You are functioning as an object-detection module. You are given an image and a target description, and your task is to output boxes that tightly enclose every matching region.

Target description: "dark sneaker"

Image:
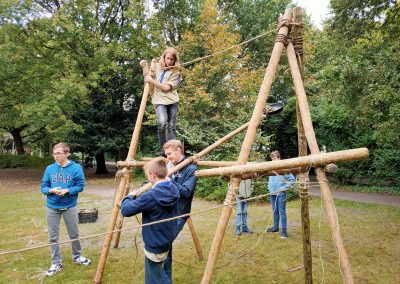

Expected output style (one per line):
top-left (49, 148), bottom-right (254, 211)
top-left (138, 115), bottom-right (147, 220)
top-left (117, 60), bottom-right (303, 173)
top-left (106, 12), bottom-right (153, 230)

top-left (46, 263), bottom-right (63, 276)
top-left (242, 226), bottom-right (253, 234)
top-left (73, 255), bottom-right (91, 266)
top-left (266, 227), bottom-right (279, 233)
top-left (281, 231), bottom-right (288, 238)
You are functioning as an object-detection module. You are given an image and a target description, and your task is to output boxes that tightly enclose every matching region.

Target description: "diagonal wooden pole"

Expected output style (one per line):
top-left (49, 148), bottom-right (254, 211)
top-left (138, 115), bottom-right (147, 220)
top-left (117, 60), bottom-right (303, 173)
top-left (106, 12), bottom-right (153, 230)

top-left (200, 4), bottom-right (296, 283)
top-left (93, 59), bottom-right (155, 284)
top-left (186, 217), bottom-right (204, 260)
top-left (286, 42), bottom-right (355, 284)
top-left (292, 7), bottom-right (313, 284)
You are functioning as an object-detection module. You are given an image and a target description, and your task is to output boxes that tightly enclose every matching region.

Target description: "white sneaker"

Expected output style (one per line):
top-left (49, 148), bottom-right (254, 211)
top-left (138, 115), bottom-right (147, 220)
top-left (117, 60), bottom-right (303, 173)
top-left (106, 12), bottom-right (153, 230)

top-left (46, 263), bottom-right (63, 276)
top-left (72, 255), bottom-right (91, 265)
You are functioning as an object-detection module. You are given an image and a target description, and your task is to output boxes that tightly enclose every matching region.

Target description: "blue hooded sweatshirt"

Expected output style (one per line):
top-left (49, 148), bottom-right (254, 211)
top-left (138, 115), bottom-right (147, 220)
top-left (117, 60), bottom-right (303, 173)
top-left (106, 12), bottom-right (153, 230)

top-left (168, 157), bottom-right (197, 219)
top-left (41, 160), bottom-right (85, 209)
top-left (121, 180), bottom-right (180, 254)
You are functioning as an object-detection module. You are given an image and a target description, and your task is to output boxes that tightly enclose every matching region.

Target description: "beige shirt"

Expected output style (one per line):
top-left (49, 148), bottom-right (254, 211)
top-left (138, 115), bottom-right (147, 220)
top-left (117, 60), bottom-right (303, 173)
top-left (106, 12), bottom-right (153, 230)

top-left (151, 63), bottom-right (179, 105)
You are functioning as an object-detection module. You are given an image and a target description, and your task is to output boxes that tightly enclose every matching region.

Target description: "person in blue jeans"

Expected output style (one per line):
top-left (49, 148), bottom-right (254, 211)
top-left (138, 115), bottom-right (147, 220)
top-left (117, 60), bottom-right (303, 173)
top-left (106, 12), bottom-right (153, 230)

top-left (235, 179), bottom-right (255, 236)
top-left (145, 47), bottom-right (181, 156)
top-left (266, 150), bottom-right (296, 238)
top-left (121, 157), bottom-right (180, 284)
top-left (162, 139), bottom-right (197, 281)
top-left (41, 143), bottom-right (91, 277)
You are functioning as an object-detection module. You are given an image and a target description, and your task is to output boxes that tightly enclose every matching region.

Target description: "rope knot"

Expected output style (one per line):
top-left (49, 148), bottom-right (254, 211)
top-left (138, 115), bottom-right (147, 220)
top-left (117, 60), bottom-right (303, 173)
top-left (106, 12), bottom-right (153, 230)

top-left (191, 154), bottom-right (200, 164)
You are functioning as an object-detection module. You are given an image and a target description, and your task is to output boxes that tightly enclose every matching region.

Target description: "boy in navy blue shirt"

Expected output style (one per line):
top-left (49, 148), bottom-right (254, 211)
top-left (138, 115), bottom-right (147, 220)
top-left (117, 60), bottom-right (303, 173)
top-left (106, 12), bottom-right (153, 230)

top-left (121, 157), bottom-right (180, 284)
top-left (41, 143), bottom-right (91, 277)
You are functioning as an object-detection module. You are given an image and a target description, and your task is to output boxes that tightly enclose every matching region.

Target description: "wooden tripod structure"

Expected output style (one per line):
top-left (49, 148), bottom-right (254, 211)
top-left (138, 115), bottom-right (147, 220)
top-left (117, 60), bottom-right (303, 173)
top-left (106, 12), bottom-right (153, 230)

top-left (94, 4), bottom-right (365, 283)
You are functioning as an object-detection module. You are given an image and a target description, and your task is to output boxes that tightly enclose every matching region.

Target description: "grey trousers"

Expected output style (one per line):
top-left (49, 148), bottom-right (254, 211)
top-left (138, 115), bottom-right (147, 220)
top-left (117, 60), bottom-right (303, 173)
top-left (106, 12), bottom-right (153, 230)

top-left (46, 206), bottom-right (81, 264)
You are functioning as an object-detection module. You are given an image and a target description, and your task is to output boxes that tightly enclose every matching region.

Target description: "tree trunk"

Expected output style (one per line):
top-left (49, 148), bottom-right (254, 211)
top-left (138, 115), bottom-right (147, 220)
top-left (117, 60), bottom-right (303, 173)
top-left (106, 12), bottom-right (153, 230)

top-left (9, 128), bottom-right (25, 154)
top-left (95, 151), bottom-right (109, 174)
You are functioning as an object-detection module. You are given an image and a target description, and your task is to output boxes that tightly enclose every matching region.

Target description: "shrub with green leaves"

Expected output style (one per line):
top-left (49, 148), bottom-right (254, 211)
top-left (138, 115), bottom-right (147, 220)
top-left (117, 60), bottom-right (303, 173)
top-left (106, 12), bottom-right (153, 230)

top-left (0, 154), bottom-right (53, 169)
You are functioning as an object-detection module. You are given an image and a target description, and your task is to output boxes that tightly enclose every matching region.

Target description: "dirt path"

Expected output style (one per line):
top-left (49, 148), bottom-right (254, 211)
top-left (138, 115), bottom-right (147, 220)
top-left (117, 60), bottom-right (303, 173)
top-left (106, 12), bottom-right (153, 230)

top-left (308, 187), bottom-right (400, 206)
top-left (1, 168), bottom-right (400, 206)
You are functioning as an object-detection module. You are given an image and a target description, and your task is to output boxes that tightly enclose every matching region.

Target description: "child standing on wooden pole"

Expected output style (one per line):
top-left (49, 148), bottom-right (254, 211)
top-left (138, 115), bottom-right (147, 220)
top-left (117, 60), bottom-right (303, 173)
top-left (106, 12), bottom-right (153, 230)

top-left (121, 157), bottom-right (180, 283)
top-left (145, 47), bottom-right (181, 157)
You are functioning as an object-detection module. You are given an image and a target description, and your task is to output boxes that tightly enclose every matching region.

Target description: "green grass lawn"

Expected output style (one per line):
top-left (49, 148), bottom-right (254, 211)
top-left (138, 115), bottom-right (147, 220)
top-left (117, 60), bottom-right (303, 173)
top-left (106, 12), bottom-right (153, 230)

top-left (0, 190), bottom-right (399, 283)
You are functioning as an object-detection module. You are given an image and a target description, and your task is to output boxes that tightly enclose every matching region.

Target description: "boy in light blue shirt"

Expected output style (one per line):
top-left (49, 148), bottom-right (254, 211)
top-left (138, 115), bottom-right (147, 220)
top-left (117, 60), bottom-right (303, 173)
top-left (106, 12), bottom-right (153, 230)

top-left (266, 150), bottom-right (295, 238)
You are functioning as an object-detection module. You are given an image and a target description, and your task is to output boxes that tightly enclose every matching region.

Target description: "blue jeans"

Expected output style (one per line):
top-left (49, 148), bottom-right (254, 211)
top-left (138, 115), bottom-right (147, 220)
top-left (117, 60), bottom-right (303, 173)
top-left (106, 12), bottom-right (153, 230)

top-left (155, 103), bottom-right (178, 149)
top-left (270, 192), bottom-right (287, 231)
top-left (236, 198), bottom-right (249, 228)
top-left (144, 256), bottom-right (170, 284)
top-left (162, 218), bottom-right (186, 282)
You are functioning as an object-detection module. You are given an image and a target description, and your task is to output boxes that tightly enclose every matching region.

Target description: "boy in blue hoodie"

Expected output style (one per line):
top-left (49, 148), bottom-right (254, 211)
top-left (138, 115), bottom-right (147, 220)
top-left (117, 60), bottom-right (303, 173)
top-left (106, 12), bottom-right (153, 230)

top-left (266, 150), bottom-right (296, 238)
top-left (121, 157), bottom-right (180, 284)
top-left (41, 143), bottom-right (91, 277)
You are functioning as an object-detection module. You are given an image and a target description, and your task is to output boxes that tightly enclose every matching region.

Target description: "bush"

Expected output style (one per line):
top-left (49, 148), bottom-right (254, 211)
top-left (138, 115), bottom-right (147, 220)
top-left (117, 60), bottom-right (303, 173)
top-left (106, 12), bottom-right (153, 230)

top-left (0, 154), bottom-right (53, 169)
top-left (195, 177), bottom-right (226, 201)
top-left (195, 176), bottom-right (300, 202)
top-left (333, 149), bottom-right (400, 186)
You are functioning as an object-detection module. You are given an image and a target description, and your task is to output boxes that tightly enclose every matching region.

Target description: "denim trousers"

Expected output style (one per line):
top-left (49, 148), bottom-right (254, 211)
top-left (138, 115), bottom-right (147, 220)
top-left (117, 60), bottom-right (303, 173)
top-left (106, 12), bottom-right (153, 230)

top-left (236, 198), bottom-right (249, 228)
top-left (155, 103), bottom-right (178, 149)
top-left (46, 206), bottom-right (81, 264)
top-left (144, 256), bottom-right (170, 284)
top-left (270, 192), bottom-right (287, 231)
top-left (161, 218), bottom-right (186, 282)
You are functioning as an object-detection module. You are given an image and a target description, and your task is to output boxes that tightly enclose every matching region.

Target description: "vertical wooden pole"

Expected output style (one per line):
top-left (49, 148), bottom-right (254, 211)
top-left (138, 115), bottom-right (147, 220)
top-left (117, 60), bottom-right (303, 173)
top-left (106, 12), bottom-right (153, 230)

top-left (201, 4), bottom-right (296, 283)
top-left (112, 59), bottom-right (157, 249)
top-left (287, 42), bottom-right (354, 284)
top-left (186, 217), bottom-right (204, 260)
top-left (93, 60), bottom-right (155, 284)
top-left (292, 7), bottom-right (313, 284)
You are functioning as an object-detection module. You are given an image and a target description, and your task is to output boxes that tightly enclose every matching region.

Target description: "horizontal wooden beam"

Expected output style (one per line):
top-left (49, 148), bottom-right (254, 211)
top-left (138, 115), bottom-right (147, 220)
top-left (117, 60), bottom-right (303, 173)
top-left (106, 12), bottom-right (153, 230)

top-left (195, 148), bottom-right (368, 178)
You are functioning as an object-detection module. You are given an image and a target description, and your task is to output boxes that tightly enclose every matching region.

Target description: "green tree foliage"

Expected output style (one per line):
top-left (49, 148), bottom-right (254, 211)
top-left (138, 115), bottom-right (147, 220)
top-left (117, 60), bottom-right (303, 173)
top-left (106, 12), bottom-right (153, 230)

top-left (305, 0), bottom-right (400, 184)
top-left (0, 6), bottom-right (86, 154)
top-left (220, 0), bottom-right (288, 68)
top-left (152, 0), bottom-right (203, 45)
top-left (175, 0), bottom-right (271, 159)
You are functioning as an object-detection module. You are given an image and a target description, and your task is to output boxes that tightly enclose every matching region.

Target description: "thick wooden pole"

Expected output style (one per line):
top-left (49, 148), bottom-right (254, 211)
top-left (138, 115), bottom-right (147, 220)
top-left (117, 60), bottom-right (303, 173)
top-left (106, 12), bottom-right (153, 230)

top-left (186, 217), bottom-right (204, 260)
top-left (201, 4), bottom-right (296, 283)
top-left (195, 148), bottom-right (368, 178)
top-left (93, 172), bottom-right (128, 283)
top-left (292, 7), bottom-right (313, 284)
top-left (112, 60), bottom-right (157, 250)
top-left (93, 60), bottom-right (155, 284)
top-left (287, 42), bottom-right (355, 284)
